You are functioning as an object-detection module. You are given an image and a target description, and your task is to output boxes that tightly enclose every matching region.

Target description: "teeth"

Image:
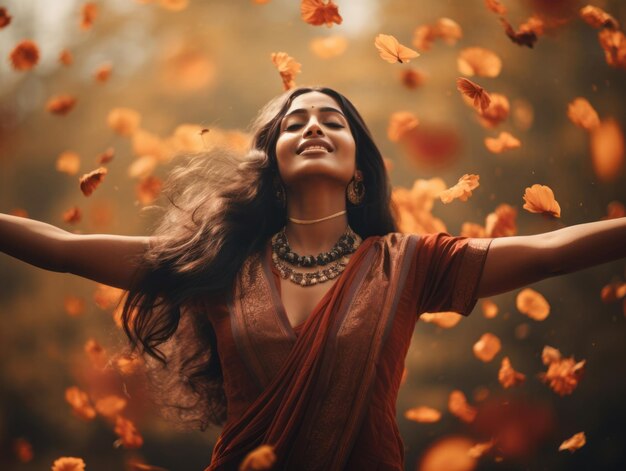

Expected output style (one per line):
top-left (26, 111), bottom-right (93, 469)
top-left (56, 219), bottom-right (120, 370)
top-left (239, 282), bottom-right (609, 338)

top-left (300, 146), bottom-right (328, 153)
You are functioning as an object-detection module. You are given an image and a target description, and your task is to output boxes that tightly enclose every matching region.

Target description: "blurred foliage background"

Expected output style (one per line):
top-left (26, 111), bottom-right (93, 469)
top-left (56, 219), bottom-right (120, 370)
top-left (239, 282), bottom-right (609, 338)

top-left (0, 0), bottom-right (625, 470)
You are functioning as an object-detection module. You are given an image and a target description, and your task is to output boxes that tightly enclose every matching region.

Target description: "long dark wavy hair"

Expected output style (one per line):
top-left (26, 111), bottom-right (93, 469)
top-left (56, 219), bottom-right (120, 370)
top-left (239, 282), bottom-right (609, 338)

top-left (120, 86), bottom-right (399, 430)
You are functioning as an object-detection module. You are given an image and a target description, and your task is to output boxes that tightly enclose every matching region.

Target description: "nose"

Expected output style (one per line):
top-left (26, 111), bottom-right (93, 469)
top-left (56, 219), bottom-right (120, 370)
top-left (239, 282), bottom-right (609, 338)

top-left (303, 118), bottom-right (324, 137)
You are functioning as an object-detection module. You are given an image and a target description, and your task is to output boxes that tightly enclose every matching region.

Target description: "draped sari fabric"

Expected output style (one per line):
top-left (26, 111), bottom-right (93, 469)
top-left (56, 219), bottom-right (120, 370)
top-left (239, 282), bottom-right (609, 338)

top-left (202, 232), bottom-right (493, 470)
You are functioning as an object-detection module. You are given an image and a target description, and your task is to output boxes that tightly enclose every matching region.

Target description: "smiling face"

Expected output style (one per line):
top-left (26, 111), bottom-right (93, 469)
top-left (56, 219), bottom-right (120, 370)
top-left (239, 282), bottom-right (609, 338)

top-left (275, 91), bottom-right (357, 192)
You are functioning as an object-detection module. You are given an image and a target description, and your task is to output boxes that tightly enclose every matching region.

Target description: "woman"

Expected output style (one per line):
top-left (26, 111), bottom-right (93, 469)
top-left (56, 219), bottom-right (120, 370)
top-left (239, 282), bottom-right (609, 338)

top-left (1, 86), bottom-right (625, 470)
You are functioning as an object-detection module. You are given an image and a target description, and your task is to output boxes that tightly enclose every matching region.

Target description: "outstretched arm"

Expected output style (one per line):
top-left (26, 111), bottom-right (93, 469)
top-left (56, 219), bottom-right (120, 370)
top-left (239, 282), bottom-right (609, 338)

top-left (0, 213), bottom-right (153, 291)
top-left (476, 217), bottom-right (626, 299)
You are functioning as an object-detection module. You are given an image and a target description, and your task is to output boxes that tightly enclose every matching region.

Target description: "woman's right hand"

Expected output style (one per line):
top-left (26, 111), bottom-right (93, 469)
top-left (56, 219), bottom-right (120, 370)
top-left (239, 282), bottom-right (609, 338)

top-left (1, 213), bottom-right (153, 290)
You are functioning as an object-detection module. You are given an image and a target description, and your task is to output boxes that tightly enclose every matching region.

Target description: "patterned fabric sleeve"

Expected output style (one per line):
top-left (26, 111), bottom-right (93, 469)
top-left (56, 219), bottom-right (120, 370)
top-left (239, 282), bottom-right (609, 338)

top-left (412, 232), bottom-right (493, 317)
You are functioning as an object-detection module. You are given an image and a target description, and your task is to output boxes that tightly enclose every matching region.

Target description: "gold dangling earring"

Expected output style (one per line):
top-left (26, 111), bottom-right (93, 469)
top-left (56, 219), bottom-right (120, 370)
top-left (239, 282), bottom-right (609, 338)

top-left (347, 171), bottom-right (365, 205)
top-left (273, 175), bottom-right (287, 208)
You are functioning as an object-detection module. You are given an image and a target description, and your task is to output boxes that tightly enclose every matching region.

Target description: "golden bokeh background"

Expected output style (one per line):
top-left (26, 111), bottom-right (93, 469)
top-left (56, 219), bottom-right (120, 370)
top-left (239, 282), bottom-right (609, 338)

top-left (1, 0), bottom-right (625, 470)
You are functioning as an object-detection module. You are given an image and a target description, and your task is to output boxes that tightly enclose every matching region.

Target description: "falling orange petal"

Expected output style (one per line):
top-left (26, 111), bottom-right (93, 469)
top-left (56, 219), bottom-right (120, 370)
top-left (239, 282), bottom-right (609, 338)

top-left (419, 436), bottom-right (477, 471)
top-left (456, 77), bottom-right (491, 111)
top-left (468, 438), bottom-right (496, 458)
top-left (64, 295), bottom-right (85, 316)
top-left (309, 35), bottom-right (348, 58)
top-left (473, 332), bottom-right (501, 362)
top-left (512, 98), bottom-right (534, 130)
top-left (62, 206), bottom-right (82, 224)
top-left (567, 97), bottom-right (600, 131)
top-left (538, 349), bottom-right (586, 396)
top-left (484, 0), bottom-right (506, 15)
top-left (270, 52), bottom-right (302, 90)
top-left (522, 184), bottom-right (561, 217)
top-left (65, 386), bottom-right (96, 420)
top-left (498, 356), bottom-right (526, 388)
top-left (579, 6), bottom-right (619, 30)
top-left (159, 0), bottom-right (189, 11)
top-left (405, 406), bottom-right (442, 423)
top-left (239, 444), bottom-right (277, 471)
top-left (59, 49), bottom-right (73, 66)
top-left (434, 18), bottom-right (463, 45)
top-left (448, 390), bottom-right (477, 423)
top-left (46, 95), bottom-right (77, 115)
top-left (114, 416), bottom-right (144, 449)
top-left (481, 299), bottom-right (498, 318)
top-left (136, 175), bottom-right (163, 204)
top-left (412, 25), bottom-right (437, 52)
top-left (516, 288), bottom-right (550, 320)
top-left (590, 118), bottom-right (624, 183)
top-left (80, 2), bottom-right (98, 31)
top-left (97, 147), bottom-right (115, 165)
top-left (419, 311), bottom-right (463, 328)
top-left (541, 345), bottom-right (562, 365)
top-left (485, 203), bottom-right (517, 237)
top-left (597, 29), bottom-right (626, 70)
top-left (0, 7), bottom-right (12, 28)
top-left (9, 40), bottom-right (39, 71)
top-left (599, 281), bottom-right (626, 302)
top-left (375, 34), bottom-right (420, 64)
top-left (559, 431), bottom-right (586, 452)
top-left (399, 68), bottom-right (426, 89)
top-left (52, 457), bottom-right (86, 471)
top-left (500, 16), bottom-right (541, 48)
top-left (301, 0), bottom-right (342, 27)
top-left (128, 155), bottom-right (158, 179)
top-left (387, 111), bottom-right (419, 142)
top-left (116, 354), bottom-right (144, 375)
top-left (94, 62), bottom-right (113, 82)
top-left (439, 174), bottom-right (480, 204)
top-left (457, 47), bottom-right (502, 77)
top-left (477, 93), bottom-right (510, 128)
top-left (107, 108), bottom-right (141, 136)
top-left (95, 395), bottom-right (127, 419)
top-left (56, 151), bottom-right (81, 175)
top-left (79, 167), bottom-right (107, 197)
top-left (485, 131), bottom-right (521, 153)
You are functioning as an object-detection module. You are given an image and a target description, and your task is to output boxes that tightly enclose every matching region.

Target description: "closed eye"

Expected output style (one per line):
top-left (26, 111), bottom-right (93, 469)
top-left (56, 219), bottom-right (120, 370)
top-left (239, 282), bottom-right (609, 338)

top-left (284, 122), bottom-right (344, 131)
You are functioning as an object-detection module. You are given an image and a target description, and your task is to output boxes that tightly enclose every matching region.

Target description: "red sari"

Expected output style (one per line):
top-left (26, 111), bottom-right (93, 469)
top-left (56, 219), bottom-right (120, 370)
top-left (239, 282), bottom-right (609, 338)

top-left (202, 232), bottom-right (493, 470)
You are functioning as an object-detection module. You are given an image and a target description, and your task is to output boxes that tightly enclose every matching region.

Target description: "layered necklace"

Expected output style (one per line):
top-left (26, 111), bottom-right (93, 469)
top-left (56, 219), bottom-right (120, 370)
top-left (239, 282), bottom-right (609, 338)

top-left (271, 217), bottom-right (362, 287)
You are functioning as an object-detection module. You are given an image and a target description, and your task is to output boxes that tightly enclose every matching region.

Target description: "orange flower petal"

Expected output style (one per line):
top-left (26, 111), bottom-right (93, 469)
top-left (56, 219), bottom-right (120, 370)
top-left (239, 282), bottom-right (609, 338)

top-left (387, 111), bottom-right (419, 142)
top-left (399, 68), bottom-right (426, 89)
top-left (477, 93), bottom-right (510, 128)
top-left (498, 356), bottom-right (526, 388)
top-left (0, 7), bottom-right (12, 28)
top-left (419, 311), bottom-right (463, 328)
top-left (559, 431), bottom-right (586, 452)
top-left (9, 40), bottom-right (39, 71)
top-left (590, 118), bottom-right (624, 183)
top-left (114, 416), bottom-right (144, 449)
top-left (375, 34), bottom-right (420, 64)
top-left (404, 406), bottom-right (442, 423)
top-left (567, 97), bottom-right (600, 131)
top-left (46, 95), bottom-right (77, 115)
top-left (485, 203), bottom-right (517, 237)
top-left (472, 332), bottom-right (501, 362)
top-left (309, 35), bottom-right (348, 59)
top-left (484, 0), bottom-right (506, 15)
top-left (59, 49), bottom-right (73, 66)
top-left (94, 62), bottom-right (113, 82)
top-left (79, 167), bottom-right (108, 197)
top-left (579, 6), bottom-right (619, 30)
top-left (65, 386), bottom-right (96, 420)
top-left (270, 52), bottom-right (301, 90)
top-left (52, 456), bottom-right (86, 471)
top-left (85, 338), bottom-right (107, 369)
top-left (56, 151), bottom-right (81, 175)
top-left (456, 77), bottom-right (491, 111)
top-left (439, 174), bottom-right (480, 204)
top-left (301, 0), bottom-right (342, 27)
top-left (448, 390), bottom-right (477, 423)
top-left (516, 288), bottom-right (550, 320)
top-left (97, 147), bottom-right (115, 165)
top-left (522, 184), bottom-right (561, 217)
top-left (95, 395), bottom-right (127, 419)
top-left (80, 3), bottom-right (98, 31)
top-left (239, 444), bottom-right (277, 471)
top-left (484, 131), bottom-right (521, 153)
top-left (64, 295), bottom-right (85, 316)
top-left (457, 47), bottom-right (502, 77)
top-left (481, 299), bottom-right (498, 318)
top-left (107, 108), bottom-right (141, 136)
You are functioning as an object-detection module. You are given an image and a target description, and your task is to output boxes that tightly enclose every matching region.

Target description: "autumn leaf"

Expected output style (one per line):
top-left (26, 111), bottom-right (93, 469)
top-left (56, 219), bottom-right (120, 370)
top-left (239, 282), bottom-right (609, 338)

top-left (79, 167), bottom-right (108, 196)
top-left (9, 40), bottom-right (39, 71)
top-left (301, 0), bottom-right (342, 27)
top-left (375, 34), bottom-right (420, 64)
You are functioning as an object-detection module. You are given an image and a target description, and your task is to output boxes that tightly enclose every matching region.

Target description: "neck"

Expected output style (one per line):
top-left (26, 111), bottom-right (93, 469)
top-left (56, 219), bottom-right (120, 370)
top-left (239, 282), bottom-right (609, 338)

top-left (283, 180), bottom-right (348, 254)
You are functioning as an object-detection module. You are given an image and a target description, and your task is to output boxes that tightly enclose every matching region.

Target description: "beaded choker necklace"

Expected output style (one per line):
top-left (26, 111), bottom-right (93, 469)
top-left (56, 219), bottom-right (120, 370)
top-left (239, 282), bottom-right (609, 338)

top-left (271, 225), bottom-right (362, 286)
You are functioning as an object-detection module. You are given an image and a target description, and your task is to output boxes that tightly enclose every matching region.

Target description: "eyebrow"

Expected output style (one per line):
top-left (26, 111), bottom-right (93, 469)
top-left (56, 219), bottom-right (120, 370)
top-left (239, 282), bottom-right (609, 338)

top-left (283, 106), bottom-right (346, 119)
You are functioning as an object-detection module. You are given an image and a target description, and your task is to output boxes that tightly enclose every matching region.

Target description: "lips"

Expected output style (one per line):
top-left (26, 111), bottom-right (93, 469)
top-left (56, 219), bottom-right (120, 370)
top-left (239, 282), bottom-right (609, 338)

top-left (296, 139), bottom-right (334, 155)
